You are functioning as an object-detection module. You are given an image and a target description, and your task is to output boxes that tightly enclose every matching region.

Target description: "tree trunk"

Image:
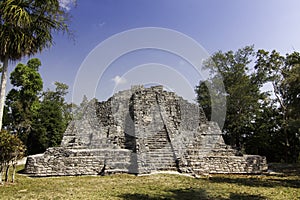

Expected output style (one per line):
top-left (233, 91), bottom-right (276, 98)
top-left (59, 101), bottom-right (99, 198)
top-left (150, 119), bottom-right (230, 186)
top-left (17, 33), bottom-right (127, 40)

top-left (0, 166), bottom-right (3, 185)
top-left (4, 164), bottom-right (9, 182)
top-left (12, 162), bottom-right (16, 183)
top-left (284, 114), bottom-right (289, 163)
top-left (11, 156), bottom-right (17, 183)
top-left (0, 56), bottom-right (9, 131)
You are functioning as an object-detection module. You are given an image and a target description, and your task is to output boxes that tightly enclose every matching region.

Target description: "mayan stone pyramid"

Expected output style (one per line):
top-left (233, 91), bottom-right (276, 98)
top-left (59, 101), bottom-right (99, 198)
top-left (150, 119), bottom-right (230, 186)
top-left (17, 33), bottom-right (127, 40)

top-left (25, 85), bottom-right (267, 176)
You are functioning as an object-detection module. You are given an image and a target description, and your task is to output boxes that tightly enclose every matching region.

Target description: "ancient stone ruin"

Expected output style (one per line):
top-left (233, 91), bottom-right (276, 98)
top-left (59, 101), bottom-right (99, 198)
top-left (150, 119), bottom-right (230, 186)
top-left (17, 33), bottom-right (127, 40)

top-left (25, 85), bottom-right (267, 176)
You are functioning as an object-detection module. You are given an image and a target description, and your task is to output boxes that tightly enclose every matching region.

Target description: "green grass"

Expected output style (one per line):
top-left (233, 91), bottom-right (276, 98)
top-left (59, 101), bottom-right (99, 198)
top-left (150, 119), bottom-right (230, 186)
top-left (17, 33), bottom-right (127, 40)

top-left (0, 165), bottom-right (299, 200)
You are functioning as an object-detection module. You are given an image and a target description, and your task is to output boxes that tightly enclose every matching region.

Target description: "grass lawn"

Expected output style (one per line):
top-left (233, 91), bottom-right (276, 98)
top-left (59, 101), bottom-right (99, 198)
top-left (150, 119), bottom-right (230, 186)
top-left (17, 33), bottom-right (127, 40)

top-left (0, 164), bottom-right (299, 200)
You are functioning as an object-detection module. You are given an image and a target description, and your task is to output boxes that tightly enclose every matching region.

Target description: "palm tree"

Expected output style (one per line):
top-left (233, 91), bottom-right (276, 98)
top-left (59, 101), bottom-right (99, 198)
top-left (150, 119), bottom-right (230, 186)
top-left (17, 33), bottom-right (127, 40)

top-left (0, 0), bottom-right (70, 130)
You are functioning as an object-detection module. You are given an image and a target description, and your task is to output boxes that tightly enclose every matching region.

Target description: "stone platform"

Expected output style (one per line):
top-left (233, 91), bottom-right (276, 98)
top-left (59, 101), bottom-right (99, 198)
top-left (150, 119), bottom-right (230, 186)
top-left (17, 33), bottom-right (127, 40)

top-left (25, 85), bottom-right (267, 176)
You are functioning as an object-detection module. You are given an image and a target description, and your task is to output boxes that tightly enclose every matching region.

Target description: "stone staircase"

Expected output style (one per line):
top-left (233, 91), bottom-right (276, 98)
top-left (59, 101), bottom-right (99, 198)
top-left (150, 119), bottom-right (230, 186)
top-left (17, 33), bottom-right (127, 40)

top-left (141, 128), bottom-right (177, 172)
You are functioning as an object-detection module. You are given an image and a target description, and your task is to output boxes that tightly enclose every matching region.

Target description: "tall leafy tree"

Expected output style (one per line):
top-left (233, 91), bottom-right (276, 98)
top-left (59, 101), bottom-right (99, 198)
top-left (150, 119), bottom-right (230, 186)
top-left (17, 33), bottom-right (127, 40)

top-left (244, 100), bottom-right (283, 162)
top-left (196, 46), bottom-right (266, 150)
top-left (5, 59), bottom-right (71, 155)
top-left (28, 82), bottom-right (71, 154)
top-left (0, 0), bottom-right (70, 130)
top-left (5, 58), bottom-right (43, 146)
top-left (197, 46), bottom-right (299, 162)
top-left (255, 50), bottom-right (300, 162)
top-left (195, 81), bottom-right (212, 120)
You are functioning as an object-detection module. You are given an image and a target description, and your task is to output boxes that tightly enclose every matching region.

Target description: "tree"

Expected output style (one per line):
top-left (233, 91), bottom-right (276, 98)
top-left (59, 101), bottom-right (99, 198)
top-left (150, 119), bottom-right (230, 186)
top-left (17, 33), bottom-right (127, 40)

top-left (195, 81), bottom-right (212, 120)
top-left (4, 59), bottom-right (71, 155)
top-left (196, 46), bottom-right (267, 150)
top-left (4, 58), bottom-right (43, 149)
top-left (255, 50), bottom-right (300, 162)
top-left (0, 130), bottom-right (25, 184)
top-left (244, 100), bottom-right (283, 162)
top-left (28, 82), bottom-right (71, 154)
top-left (44, 82), bottom-right (72, 123)
top-left (0, 0), bottom-right (70, 130)
top-left (196, 46), bottom-right (300, 162)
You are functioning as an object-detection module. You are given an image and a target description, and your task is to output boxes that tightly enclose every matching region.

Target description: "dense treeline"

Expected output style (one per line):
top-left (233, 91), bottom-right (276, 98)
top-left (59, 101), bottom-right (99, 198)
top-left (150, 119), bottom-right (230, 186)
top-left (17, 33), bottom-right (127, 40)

top-left (196, 46), bottom-right (300, 163)
top-left (3, 58), bottom-right (71, 155)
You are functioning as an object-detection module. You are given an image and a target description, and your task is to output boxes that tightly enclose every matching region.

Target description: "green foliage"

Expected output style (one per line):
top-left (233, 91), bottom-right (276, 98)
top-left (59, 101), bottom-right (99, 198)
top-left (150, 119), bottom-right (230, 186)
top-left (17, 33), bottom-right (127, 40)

top-left (43, 82), bottom-right (72, 122)
top-left (195, 81), bottom-right (211, 120)
top-left (196, 46), bottom-right (300, 163)
top-left (244, 102), bottom-right (284, 162)
top-left (0, 0), bottom-right (71, 132)
top-left (5, 58), bottom-right (43, 146)
top-left (255, 50), bottom-right (300, 163)
top-left (197, 46), bottom-right (265, 149)
top-left (4, 59), bottom-right (71, 155)
top-left (0, 0), bottom-right (70, 61)
top-left (0, 130), bottom-right (25, 163)
top-left (0, 130), bottom-right (25, 183)
top-left (28, 82), bottom-right (70, 154)
top-left (29, 101), bottom-right (65, 154)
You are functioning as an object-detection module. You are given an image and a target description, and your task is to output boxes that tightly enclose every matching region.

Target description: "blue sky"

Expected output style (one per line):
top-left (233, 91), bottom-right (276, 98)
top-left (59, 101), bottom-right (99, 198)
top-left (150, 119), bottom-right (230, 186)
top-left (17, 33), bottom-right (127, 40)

top-left (17, 0), bottom-right (300, 103)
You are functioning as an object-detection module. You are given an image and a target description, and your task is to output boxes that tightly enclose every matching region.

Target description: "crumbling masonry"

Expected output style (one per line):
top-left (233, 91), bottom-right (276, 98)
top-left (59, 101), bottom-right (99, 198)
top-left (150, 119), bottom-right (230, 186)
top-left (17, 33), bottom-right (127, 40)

top-left (25, 85), bottom-right (267, 176)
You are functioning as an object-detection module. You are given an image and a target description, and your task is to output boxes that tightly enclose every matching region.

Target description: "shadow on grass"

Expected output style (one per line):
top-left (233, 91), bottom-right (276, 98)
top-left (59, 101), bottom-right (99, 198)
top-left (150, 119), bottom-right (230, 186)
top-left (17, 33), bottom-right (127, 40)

top-left (209, 176), bottom-right (300, 189)
top-left (228, 193), bottom-right (267, 200)
top-left (268, 163), bottom-right (300, 176)
top-left (119, 188), bottom-right (208, 200)
top-left (119, 188), bottom-right (267, 200)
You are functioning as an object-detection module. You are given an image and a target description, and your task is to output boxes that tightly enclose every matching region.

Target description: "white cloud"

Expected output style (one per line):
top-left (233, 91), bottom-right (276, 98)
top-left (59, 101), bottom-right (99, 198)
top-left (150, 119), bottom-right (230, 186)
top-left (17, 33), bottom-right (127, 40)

top-left (112, 75), bottom-right (127, 85)
top-left (59, 0), bottom-right (76, 11)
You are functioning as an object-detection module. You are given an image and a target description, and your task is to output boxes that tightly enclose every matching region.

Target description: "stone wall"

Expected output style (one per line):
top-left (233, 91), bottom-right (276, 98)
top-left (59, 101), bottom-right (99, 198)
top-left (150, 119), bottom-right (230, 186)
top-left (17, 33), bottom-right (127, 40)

top-left (25, 85), bottom-right (267, 176)
top-left (25, 148), bottom-right (135, 176)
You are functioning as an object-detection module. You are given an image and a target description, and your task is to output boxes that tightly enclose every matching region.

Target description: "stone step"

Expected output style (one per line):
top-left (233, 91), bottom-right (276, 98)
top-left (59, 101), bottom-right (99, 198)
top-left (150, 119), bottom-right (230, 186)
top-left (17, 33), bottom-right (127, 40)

top-left (146, 152), bottom-right (174, 155)
top-left (145, 153), bottom-right (174, 157)
top-left (147, 149), bottom-right (173, 152)
top-left (145, 155), bottom-right (175, 159)
top-left (149, 138), bottom-right (168, 141)
top-left (145, 157), bottom-right (175, 162)
top-left (145, 162), bottom-right (176, 166)
top-left (145, 166), bottom-right (177, 170)
top-left (147, 146), bottom-right (172, 150)
top-left (146, 154), bottom-right (174, 158)
top-left (109, 162), bottom-right (131, 169)
top-left (145, 159), bottom-right (175, 163)
top-left (146, 153), bottom-right (174, 157)
top-left (147, 141), bottom-right (168, 144)
top-left (145, 164), bottom-right (176, 168)
top-left (145, 161), bottom-right (175, 164)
